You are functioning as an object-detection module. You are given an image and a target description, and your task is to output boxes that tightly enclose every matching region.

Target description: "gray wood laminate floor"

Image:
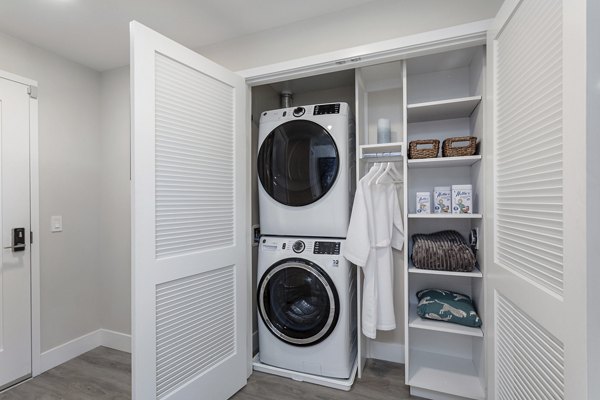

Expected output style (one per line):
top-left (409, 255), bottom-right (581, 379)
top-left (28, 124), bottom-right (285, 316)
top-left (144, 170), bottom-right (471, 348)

top-left (232, 359), bottom-right (422, 400)
top-left (0, 347), bottom-right (131, 400)
top-left (0, 347), bottom-right (420, 399)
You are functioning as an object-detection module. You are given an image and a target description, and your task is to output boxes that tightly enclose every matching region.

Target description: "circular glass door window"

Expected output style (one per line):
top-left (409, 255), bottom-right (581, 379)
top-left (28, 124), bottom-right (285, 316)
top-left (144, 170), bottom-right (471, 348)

top-left (257, 120), bottom-right (339, 207)
top-left (258, 259), bottom-right (339, 346)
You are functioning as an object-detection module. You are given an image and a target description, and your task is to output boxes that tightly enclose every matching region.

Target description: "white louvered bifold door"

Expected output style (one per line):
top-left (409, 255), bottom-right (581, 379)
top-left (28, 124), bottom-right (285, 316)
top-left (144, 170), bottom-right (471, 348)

top-left (486, 1), bottom-right (589, 399)
top-left (130, 22), bottom-right (248, 400)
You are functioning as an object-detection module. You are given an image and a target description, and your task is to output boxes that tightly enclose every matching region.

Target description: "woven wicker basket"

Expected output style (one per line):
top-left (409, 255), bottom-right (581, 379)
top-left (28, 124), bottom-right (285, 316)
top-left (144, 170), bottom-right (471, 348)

top-left (408, 139), bottom-right (440, 159)
top-left (442, 136), bottom-right (477, 157)
top-left (411, 230), bottom-right (476, 272)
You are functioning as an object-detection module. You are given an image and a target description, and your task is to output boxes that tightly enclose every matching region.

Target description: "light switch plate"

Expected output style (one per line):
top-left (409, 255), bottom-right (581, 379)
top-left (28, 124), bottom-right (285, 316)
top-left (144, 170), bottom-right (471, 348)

top-left (51, 216), bottom-right (62, 232)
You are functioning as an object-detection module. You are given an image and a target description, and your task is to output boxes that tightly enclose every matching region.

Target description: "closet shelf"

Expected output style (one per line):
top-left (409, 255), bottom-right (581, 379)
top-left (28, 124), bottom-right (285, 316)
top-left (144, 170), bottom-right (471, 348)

top-left (408, 213), bottom-right (482, 219)
top-left (359, 142), bottom-right (404, 160)
top-left (408, 155), bottom-right (481, 168)
top-left (409, 306), bottom-right (484, 337)
top-left (408, 263), bottom-right (482, 278)
top-left (407, 95), bottom-right (482, 123)
top-left (408, 350), bottom-right (486, 400)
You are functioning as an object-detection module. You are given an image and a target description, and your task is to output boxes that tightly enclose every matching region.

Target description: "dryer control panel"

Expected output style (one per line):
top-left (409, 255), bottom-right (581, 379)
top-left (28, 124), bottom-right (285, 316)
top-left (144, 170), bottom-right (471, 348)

top-left (313, 103), bottom-right (341, 115)
top-left (313, 241), bottom-right (341, 255)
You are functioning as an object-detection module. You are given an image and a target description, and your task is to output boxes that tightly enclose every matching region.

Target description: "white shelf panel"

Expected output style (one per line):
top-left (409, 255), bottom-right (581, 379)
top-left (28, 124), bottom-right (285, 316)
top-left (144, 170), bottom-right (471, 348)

top-left (407, 95), bottom-right (482, 123)
top-left (408, 264), bottom-right (482, 278)
top-left (408, 213), bottom-right (482, 219)
top-left (360, 141), bottom-right (404, 152)
top-left (409, 349), bottom-right (485, 400)
top-left (409, 306), bottom-right (483, 337)
top-left (359, 142), bottom-right (404, 160)
top-left (408, 155), bottom-right (481, 168)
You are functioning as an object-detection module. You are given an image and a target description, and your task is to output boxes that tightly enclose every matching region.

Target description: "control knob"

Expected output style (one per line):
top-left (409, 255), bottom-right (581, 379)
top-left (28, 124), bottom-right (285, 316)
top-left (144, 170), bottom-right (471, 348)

top-left (293, 107), bottom-right (305, 117)
top-left (292, 240), bottom-right (305, 253)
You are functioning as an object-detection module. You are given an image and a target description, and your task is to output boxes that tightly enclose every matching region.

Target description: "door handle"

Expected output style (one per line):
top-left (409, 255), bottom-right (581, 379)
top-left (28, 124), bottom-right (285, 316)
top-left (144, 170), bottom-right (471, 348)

top-left (4, 244), bottom-right (26, 251)
top-left (4, 228), bottom-right (26, 252)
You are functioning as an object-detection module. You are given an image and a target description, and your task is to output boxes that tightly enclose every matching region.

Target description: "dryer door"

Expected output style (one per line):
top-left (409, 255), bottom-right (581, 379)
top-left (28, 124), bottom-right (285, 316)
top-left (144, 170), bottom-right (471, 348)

top-left (257, 120), bottom-right (339, 207)
top-left (258, 258), bottom-right (339, 346)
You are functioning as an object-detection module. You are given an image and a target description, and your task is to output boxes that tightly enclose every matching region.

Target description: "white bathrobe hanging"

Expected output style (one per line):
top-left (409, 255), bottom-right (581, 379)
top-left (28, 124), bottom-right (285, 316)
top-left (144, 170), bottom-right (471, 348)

top-left (344, 166), bottom-right (404, 339)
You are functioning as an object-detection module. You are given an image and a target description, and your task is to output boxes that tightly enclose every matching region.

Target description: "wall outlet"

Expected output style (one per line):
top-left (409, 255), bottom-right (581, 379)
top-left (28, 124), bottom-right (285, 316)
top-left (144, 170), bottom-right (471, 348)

top-left (252, 224), bottom-right (260, 247)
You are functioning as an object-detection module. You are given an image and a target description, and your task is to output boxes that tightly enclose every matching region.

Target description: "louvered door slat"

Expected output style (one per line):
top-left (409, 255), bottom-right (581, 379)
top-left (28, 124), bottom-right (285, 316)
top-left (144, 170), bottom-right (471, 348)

top-left (155, 53), bottom-right (235, 259)
top-left (495, 0), bottom-right (563, 295)
top-left (155, 267), bottom-right (236, 399)
top-left (496, 295), bottom-right (564, 400)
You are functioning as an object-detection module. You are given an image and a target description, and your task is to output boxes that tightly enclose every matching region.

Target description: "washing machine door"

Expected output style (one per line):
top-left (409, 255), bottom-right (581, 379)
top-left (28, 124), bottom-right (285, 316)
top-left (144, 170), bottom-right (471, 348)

top-left (257, 120), bottom-right (339, 207)
top-left (258, 258), bottom-right (340, 346)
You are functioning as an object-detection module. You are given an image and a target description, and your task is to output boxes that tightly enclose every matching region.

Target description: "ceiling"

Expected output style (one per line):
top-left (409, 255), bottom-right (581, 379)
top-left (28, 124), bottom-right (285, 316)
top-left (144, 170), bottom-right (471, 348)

top-left (0, 0), bottom-right (377, 71)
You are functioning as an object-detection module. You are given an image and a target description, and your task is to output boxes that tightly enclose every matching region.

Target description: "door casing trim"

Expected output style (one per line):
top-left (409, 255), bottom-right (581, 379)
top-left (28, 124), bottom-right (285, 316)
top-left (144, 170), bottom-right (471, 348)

top-left (0, 69), bottom-right (41, 377)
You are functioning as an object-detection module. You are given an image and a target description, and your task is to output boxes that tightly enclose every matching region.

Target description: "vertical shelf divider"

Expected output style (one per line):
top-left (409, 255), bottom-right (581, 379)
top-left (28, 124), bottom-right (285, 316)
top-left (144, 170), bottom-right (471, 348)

top-left (354, 68), bottom-right (367, 379)
top-left (401, 60), bottom-right (410, 383)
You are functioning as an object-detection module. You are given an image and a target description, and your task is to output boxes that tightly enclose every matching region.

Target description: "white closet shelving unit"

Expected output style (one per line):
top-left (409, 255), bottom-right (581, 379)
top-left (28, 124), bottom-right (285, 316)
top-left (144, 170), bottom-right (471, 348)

top-left (354, 47), bottom-right (487, 400)
top-left (403, 47), bottom-right (486, 400)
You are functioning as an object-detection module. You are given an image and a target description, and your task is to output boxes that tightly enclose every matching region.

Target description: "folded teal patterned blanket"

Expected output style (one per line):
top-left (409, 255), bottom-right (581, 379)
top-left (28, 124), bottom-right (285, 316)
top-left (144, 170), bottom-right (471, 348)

top-left (416, 289), bottom-right (482, 328)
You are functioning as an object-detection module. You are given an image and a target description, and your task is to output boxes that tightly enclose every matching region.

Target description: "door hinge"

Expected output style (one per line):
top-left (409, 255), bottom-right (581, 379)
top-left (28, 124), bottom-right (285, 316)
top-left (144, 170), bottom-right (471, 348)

top-left (30, 231), bottom-right (33, 244)
top-left (27, 86), bottom-right (38, 99)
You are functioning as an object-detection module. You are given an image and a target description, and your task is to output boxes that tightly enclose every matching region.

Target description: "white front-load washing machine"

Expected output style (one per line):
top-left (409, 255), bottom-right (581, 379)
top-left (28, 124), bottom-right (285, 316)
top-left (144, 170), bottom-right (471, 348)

top-left (257, 103), bottom-right (355, 238)
top-left (257, 236), bottom-right (357, 379)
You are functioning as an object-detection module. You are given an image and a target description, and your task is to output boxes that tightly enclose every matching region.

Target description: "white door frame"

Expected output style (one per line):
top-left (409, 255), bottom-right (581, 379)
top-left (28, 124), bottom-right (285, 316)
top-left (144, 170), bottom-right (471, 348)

top-left (0, 69), bottom-right (40, 377)
top-left (238, 19), bottom-right (491, 85)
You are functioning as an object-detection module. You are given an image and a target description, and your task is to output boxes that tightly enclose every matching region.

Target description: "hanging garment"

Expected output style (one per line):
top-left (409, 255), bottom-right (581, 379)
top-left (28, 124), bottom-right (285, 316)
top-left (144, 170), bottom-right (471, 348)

top-left (344, 165), bottom-right (404, 339)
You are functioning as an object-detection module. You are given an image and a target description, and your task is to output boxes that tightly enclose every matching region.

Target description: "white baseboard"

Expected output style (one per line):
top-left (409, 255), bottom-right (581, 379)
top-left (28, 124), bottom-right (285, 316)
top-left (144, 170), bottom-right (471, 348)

top-left (40, 330), bottom-right (103, 373)
top-left (367, 340), bottom-right (405, 364)
top-left (101, 329), bottom-right (131, 353)
top-left (39, 329), bottom-right (131, 374)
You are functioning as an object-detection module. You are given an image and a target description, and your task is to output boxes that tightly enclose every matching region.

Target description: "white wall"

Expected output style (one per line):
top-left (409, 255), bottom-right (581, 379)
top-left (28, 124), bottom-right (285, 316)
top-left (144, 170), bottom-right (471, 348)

top-left (0, 32), bottom-right (102, 352)
top-left (99, 66), bottom-right (131, 334)
top-left (587, 0), bottom-right (600, 397)
top-left (198, 0), bottom-right (503, 72)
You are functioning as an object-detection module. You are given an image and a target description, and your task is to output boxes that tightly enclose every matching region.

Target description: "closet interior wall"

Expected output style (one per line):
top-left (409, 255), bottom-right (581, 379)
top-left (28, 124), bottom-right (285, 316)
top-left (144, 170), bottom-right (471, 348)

top-left (250, 85), bottom-right (280, 354)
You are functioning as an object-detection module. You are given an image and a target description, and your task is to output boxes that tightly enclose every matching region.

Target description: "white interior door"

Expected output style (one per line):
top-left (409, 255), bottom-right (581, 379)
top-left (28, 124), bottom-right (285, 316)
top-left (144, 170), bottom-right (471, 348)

top-left (486, 0), bottom-right (588, 399)
top-left (0, 77), bottom-right (32, 389)
top-left (130, 22), bottom-right (248, 400)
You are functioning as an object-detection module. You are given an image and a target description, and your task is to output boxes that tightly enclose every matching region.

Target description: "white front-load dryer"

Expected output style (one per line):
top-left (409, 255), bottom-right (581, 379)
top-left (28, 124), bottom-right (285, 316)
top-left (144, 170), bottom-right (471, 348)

top-left (257, 103), bottom-right (355, 238)
top-left (257, 236), bottom-right (357, 379)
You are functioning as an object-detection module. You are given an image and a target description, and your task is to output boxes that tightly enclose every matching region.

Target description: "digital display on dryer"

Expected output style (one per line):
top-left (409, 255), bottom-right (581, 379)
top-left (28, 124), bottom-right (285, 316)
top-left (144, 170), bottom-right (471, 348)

top-left (313, 241), bottom-right (341, 255)
top-left (313, 103), bottom-right (341, 115)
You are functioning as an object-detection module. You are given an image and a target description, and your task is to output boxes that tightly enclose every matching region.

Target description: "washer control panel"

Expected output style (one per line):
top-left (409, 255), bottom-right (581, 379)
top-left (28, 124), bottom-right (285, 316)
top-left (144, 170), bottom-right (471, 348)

top-left (313, 241), bottom-right (341, 255)
top-left (260, 237), bottom-right (342, 256)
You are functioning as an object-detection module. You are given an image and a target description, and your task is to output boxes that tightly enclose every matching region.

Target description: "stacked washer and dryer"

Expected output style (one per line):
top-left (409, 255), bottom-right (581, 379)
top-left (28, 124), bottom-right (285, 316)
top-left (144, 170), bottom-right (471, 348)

top-left (256, 103), bottom-right (357, 381)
